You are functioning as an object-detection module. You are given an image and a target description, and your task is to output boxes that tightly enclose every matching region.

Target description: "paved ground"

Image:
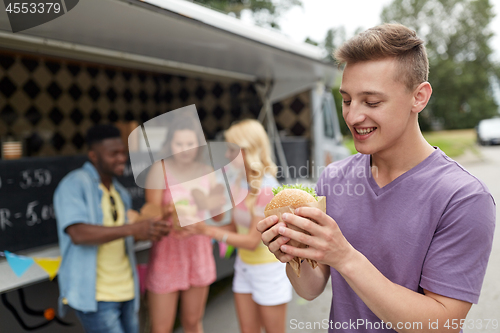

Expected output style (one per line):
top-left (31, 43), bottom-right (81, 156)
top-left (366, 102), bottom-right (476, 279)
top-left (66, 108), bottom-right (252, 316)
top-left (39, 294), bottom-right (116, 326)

top-left (173, 277), bottom-right (333, 333)
top-left (458, 146), bottom-right (500, 333)
top-left (177, 146), bottom-right (500, 333)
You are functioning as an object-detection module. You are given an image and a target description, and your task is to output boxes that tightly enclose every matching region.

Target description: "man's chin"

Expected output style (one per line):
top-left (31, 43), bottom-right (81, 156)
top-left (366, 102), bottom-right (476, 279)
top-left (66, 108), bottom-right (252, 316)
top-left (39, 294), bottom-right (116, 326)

top-left (113, 166), bottom-right (125, 177)
top-left (354, 143), bottom-right (375, 155)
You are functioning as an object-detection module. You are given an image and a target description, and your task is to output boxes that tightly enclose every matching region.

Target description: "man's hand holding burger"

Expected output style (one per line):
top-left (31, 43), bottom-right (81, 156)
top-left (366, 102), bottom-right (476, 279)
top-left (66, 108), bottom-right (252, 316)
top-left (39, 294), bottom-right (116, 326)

top-left (257, 184), bottom-right (332, 277)
top-left (257, 216), bottom-right (293, 263)
top-left (257, 206), bottom-right (335, 301)
top-left (259, 207), bottom-right (356, 271)
top-left (257, 184), bottom-right (356, 270)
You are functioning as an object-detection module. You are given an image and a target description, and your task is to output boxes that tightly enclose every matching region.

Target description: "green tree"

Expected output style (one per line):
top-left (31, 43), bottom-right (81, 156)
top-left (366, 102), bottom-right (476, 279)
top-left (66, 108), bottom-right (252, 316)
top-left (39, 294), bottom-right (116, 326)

top-left (191, 0), bottom-right (302, 29)
top-left (308, 27), bottom-right (351, 135)
top-left (332, 86), bottom-right (350, 136)
top-left (305, 26), bottom-right (348, 62)
top-left (382, 0), bottom-right (499, 130)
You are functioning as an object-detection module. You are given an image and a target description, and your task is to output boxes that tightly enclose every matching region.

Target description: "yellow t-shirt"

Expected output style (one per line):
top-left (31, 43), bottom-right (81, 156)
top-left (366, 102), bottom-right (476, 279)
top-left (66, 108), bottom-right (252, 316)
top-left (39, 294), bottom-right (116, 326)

top-left (233, 176), bottom-right (279, 265)
top-left (95, 184), bottom-right (134, 302)
top-left (236, 225), bottom-right (279, 265)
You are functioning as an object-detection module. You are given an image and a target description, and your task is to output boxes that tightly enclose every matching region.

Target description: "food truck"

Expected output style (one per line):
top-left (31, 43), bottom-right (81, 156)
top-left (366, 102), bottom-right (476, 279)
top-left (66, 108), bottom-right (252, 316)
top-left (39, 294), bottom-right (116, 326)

top-left (0, 0), bottom-right (349, 331)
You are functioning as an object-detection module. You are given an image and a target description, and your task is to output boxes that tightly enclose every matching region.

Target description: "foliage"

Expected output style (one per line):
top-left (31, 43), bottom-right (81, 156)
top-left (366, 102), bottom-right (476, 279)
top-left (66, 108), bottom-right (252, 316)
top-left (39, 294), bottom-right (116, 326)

top-left (342, 138), bottom-right (358, 155)
top-left (381, 0), bottom-right (500, 130)
top-left (272, 184), bottom-right (318, 200)
top-left (306, 29), bottom-right (355, 137)
top-left (191, 0), bottom-right (302, 29)
top-left (305, 26), bottom-right (348, 62)
top-left (306, 30), bottom-right (352, 137)
top-left (422, 129), bottom-right (478, 157)
top-left (344, 129), bottom-right (478, 157)
top-left (331, 86), bottom-right (350, 136)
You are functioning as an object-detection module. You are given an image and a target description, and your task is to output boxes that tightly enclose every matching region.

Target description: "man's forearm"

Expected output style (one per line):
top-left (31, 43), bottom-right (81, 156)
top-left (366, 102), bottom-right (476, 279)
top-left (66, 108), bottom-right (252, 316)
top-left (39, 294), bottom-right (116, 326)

top-left (67, 223), bottom-right (135, 245)
top-left (339, 250), bottom-right (471, 333)
top-left (287, 262), bottom-right (330, 301)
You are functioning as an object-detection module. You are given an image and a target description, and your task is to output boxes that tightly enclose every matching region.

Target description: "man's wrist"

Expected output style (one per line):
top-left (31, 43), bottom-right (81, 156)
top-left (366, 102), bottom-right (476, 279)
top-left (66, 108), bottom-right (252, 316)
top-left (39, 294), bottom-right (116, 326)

top-left (126, 222), bottom-right (138, 238)
top-left (336, 247), bottom-right (364, 278)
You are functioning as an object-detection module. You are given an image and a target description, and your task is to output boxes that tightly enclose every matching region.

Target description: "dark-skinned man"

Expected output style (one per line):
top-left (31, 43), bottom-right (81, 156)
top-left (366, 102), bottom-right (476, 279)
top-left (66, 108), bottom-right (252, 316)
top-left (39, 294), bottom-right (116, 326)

top-left (54, 124), bottom-right (171, 333)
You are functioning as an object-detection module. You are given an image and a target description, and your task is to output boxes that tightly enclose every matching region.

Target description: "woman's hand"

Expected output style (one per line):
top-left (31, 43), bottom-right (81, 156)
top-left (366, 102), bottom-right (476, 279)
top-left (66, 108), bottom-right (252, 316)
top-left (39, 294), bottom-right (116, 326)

top-left (171, 219), bottom-right (207, 238)
top-left (133, 216), bottom-right (171, 242)
top-left (256, 215), bottom-right (293, 263)
top-left (277, 207), bottom-right (356, 270)
top-left (187, 220), bottom-right (208, 235)
top-left (162, 202), bottom-right (175, 220)
top-left (170, 228), bottom-right (194, 239)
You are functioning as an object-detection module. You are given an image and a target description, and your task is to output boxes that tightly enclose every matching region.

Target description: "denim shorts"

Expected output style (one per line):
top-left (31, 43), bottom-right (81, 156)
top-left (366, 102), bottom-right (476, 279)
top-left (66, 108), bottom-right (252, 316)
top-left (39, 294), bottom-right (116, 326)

top-left (74, 300), bottom-right (138, 333)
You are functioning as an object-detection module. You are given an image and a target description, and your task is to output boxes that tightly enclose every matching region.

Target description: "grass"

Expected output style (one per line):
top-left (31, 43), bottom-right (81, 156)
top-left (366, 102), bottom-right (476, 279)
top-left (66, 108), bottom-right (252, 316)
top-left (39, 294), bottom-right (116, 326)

top-left (343, 129), bottom-right (478, 158)
top-left (343, 138), bottom-right (357, 155)
top-left (423, 129), bottom-right (478, 157)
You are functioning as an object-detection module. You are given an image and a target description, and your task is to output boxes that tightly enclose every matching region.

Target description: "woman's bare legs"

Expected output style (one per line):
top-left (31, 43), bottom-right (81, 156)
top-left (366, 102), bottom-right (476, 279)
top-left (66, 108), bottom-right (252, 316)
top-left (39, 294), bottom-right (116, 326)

top-left (179, 286), bottom-right (210, 333)
top-left (259, 303), bottom-right (287, 333)
top-left (148, 290), bottom-right (179, 333)
top-left (234, 293), bottom-right (262, 333)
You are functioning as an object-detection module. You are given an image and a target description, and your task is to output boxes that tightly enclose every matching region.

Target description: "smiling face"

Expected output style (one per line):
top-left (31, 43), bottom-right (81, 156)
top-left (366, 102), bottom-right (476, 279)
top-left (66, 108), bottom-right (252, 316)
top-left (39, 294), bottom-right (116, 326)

top-left (171, 129), bottom-right (199, 164)
top-left (89, 138), bottom-right (127, 177)
top-left (340, 57), bottom-right (420, 156)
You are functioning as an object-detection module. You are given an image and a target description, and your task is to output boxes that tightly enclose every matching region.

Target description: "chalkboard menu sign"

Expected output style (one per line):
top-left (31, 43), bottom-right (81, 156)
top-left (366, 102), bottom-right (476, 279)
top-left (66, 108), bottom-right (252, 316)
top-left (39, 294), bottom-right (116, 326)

top-left (0, 156), bottom-right (145, 252)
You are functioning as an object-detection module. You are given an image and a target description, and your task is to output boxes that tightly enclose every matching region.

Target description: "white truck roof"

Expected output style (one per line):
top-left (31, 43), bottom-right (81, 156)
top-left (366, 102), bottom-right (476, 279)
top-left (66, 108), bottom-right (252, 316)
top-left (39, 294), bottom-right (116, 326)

top-left (0, 0), bottom-right (338, 101)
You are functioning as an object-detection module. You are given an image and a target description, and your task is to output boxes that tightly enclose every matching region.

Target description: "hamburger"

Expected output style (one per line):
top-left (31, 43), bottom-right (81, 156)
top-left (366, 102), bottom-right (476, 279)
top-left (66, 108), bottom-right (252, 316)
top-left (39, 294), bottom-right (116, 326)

top-left (264, 184), bottom-right (326, 277)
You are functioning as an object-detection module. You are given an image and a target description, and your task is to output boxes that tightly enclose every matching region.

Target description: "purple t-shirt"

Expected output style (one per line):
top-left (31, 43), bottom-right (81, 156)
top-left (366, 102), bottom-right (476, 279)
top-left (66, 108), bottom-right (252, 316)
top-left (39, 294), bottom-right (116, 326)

top-left (315, 148), bottom-right (495, 333)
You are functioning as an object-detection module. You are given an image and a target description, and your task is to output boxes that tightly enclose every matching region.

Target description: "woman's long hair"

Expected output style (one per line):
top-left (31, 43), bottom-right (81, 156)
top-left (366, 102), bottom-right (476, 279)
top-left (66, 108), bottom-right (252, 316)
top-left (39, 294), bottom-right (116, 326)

top-left (224, 119), bottom-right (277, 215)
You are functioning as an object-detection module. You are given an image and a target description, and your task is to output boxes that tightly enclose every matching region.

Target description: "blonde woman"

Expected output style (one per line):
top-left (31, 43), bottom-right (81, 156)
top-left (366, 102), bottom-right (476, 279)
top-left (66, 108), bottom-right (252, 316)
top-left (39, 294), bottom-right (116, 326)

top-left (197, 119), bottom-right (292, 333)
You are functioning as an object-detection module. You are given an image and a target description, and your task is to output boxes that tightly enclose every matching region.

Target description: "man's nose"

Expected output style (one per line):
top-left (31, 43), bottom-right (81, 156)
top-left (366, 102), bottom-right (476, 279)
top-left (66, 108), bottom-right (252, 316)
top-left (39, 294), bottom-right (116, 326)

top-left (119, 152), bottom-right (128, 163)
top-left (344, 102), bottom-right (366, 126)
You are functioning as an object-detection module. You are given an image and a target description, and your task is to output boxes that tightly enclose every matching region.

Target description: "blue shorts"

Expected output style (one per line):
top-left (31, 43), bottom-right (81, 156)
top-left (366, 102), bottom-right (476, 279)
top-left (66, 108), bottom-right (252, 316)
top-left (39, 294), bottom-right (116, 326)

top-left (74, 300), bottom-right (138, 333)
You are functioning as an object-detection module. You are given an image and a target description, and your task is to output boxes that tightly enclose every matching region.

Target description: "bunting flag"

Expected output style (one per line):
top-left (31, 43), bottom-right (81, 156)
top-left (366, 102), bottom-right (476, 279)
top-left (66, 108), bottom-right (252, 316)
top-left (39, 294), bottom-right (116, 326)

top-left (217, 242), bottom-right (236, 259)
top-left (33, 257), bottom-right (62, 281)
top-left (4, 251), bottom-right (35, 277)
top-left (224, 245), bottom-right (235, 259)
top-left (218, 241), bottom-right (228, 258)
top-left (1, 251), bottom-right (61, 280)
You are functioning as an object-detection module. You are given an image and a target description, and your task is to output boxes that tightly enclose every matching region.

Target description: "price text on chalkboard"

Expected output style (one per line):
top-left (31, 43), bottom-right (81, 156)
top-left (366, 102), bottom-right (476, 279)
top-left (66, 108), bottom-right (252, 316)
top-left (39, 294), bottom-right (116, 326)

top-left (0, 155), bottom-right (145, 252)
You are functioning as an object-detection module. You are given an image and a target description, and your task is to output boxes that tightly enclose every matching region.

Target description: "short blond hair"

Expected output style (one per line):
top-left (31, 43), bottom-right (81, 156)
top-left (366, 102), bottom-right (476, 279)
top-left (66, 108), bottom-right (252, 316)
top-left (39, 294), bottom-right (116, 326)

top-left (334, 23), bottom-right (429, 91)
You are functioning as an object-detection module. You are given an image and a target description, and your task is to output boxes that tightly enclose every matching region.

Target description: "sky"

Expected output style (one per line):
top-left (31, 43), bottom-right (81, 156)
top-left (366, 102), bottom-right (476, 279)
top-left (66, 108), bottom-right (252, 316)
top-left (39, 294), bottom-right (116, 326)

top-left (241, 0), bottom-right (500, 62)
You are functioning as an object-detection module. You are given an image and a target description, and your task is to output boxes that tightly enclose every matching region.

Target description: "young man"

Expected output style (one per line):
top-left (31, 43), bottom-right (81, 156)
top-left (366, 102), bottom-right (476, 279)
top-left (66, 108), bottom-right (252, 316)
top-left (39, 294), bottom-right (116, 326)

top-left (258, 24), bottom-right (495, 332)
top-left (54, 124), bottom-right (170, 333)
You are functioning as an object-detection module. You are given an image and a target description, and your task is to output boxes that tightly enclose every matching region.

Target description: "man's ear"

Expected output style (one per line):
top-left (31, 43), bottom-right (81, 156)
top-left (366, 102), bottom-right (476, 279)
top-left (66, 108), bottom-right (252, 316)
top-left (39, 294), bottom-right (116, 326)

top-left (411, 82), bottom-right (432, 114)
top-left (88, 149), bottom-right (97, 165)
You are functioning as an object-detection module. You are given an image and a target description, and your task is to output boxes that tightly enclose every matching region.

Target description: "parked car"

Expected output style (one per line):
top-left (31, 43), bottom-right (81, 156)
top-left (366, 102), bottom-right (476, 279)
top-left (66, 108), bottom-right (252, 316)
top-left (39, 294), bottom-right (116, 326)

top-left (476, 118), bottom-right (500, 145)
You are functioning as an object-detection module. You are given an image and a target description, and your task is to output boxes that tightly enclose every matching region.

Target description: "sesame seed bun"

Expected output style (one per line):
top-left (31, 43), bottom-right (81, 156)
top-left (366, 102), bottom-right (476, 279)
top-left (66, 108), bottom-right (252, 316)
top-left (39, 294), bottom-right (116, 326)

top-left (265, 188), bottom-right (317, 211)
